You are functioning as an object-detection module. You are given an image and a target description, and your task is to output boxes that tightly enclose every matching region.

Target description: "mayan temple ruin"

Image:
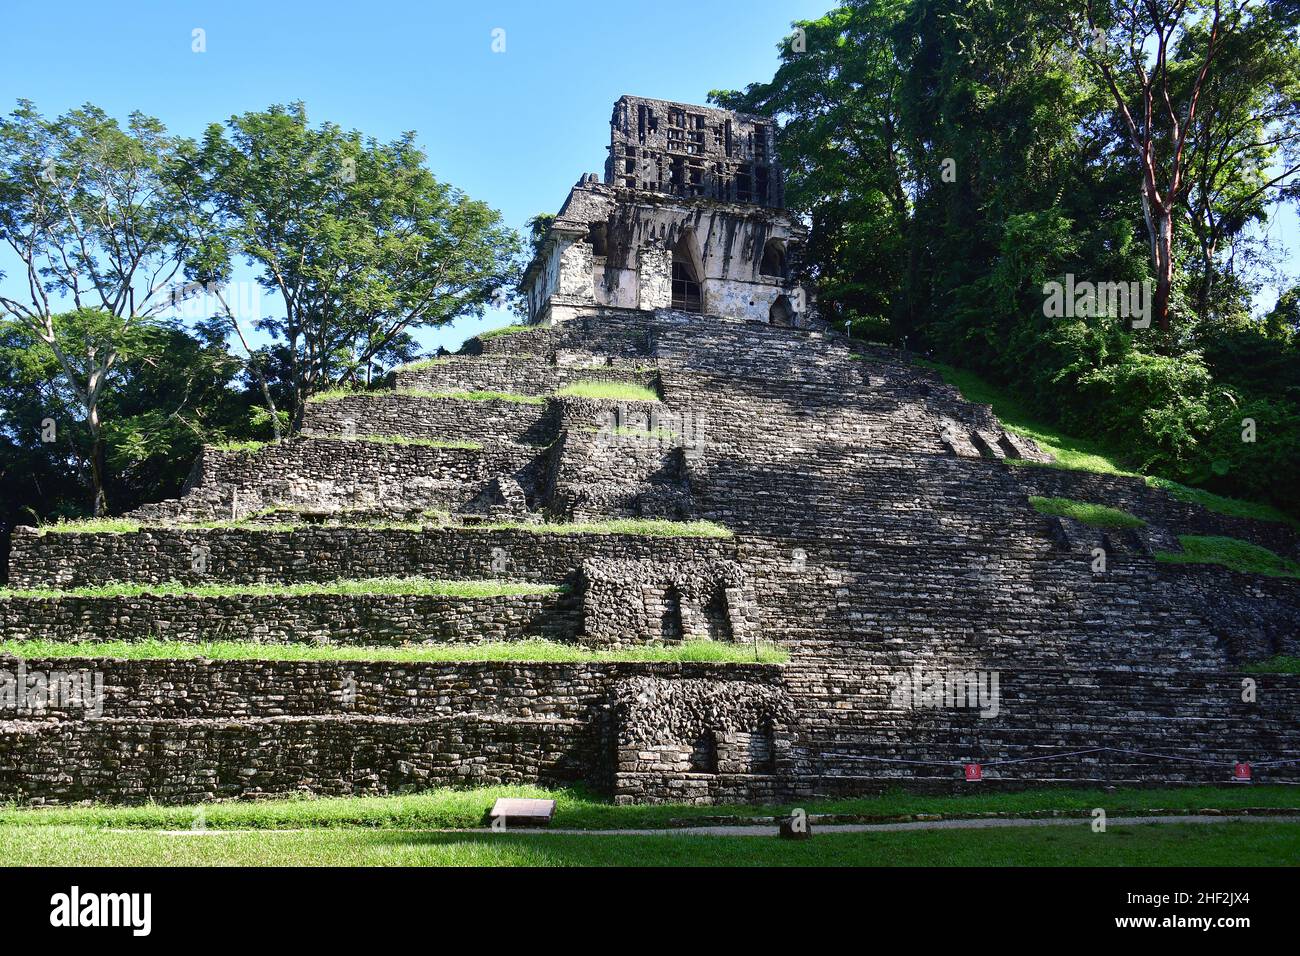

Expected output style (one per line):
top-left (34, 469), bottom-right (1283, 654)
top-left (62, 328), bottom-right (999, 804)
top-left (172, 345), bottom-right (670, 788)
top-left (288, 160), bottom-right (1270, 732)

top-left (2, 96), bottom-right (1299, 805)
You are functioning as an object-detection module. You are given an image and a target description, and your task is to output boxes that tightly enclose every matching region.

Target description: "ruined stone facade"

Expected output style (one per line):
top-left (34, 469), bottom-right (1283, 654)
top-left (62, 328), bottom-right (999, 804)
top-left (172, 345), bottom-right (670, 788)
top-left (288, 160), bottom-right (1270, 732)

top-left (523, 97), bottom-right (813, 328)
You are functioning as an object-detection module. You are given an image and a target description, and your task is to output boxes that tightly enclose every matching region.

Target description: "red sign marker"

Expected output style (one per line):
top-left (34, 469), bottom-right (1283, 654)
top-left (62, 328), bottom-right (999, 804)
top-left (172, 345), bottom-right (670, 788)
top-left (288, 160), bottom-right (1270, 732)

top-left (964, 763), bottom-right (983, 782)
top-left (1232, 762), bottom-right (1252, 783)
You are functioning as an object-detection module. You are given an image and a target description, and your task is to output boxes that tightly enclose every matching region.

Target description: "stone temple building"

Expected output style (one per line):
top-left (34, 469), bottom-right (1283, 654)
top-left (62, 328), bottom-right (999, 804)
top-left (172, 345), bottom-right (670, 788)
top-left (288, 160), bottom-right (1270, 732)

top-left (522, 95), bottom-right (814, 328)
top-left (3, 95), bottom-right (1299, 806)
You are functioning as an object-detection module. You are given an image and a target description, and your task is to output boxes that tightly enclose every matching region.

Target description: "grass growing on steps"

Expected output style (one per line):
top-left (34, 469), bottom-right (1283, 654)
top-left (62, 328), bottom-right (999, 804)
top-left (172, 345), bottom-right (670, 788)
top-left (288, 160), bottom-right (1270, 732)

top-left (915, 359), bottom-right (1137, 476)
top-left (0, 578), bottom-right (560, 600)
top-left (33, 518), bottom-right (144, 534)
top-left (1242, 656), bottom-right (1300, 674)
top-left (392, 355), bottom-right (536, 371)
top-left (915, 358), bottom-right (1294, 524)
top-left (554, 381), bottom-right (660, 402)
top-left (312, 434), bottom-right (481, 450)
top-left (1146, 477), bottom-right (1296, 525)
top-left (1029, 496), bottom-right (1146, 528)
top-left (209, 439), bottom-right (270, 453)
top-left (308, 387), bottom-right (545, 405)
top-left (1, 783), bottom-right (1294, 832)
top-left (212, 434), bottom-right (483, 451)
top-left (33, 517), bottom-right (731, 538)
top-left (35, 517), bottom-right (305, 535)
top-left (1155, 535), bottom-right (1300, 578)
top-left (0, 638), bottom-right (787, 664)
top-left (478, 323), bottom-right (538, 340)
top-left (473, 518), bottom-right (732, 537)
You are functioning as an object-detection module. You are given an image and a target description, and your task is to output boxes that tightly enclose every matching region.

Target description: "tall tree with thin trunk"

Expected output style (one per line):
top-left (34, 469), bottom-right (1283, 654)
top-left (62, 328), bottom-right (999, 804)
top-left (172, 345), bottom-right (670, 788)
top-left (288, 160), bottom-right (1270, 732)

top-left (1068, 0), bottom-right (1253, 332)
top-left (0, 101), bottom-right (204, 514)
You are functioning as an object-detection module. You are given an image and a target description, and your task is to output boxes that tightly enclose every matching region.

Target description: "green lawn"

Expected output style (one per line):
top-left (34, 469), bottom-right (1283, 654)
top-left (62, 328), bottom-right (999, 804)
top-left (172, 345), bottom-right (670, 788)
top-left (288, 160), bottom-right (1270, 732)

top-left (2, 821), bottom-right (1295, 866)
top-left (0, 638), bottom-right (786, 664)
top-left (1029, 496), bottom-right (1146, 528)
top-left (4, 784), bottom-right (1295, 831)
top-left (1155, 534), bottom-right (1300, 579)
top-left (3, 784), bottom-right (1295, 865)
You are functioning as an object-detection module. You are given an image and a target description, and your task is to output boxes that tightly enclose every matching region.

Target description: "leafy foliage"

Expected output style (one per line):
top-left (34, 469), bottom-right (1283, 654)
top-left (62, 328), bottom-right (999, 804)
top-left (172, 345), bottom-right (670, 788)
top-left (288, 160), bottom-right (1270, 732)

top-left (717, 0), bottom-right (1300, 514)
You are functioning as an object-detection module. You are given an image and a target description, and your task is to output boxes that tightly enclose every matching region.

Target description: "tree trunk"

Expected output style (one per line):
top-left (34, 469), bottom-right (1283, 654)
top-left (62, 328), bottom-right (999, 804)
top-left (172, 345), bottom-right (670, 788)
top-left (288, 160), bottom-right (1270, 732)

top-left (249, 364), bottom-right (282, 441)
top-left (89, 431), bottom-right (108, 517)
top-left (1153, 210), bottom-right (1174, 332)
top-left (85, 377), bottom-right (109, 516)
top-left (1142, 188), bottom-right (1175, 332)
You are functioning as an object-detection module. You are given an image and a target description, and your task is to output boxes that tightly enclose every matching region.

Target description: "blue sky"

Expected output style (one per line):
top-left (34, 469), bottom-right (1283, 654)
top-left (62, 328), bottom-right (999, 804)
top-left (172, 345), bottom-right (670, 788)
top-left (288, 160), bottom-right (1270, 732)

top-left (0, 0), bottom-right (1295, 353)
top-left (0, 0), bottom-right (828, 351)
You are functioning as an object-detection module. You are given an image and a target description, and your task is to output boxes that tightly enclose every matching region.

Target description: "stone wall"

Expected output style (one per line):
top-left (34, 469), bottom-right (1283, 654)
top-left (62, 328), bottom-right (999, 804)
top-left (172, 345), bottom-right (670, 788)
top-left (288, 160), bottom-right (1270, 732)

top-left (546, 397), bottom-right (695, 520)
top-left (612, 674), bottom-right (796, 803)
top-left (783, 646), bottom-right (1300, 792)
top-left (580, 558), bottom-right (757, 647)
top-left (302, 394), bottom-right (557, 446)
top-left (0, 659), bottom-right (783, 804)
top-left (8, 525), bottom-right (740, 589)
top-left (391, 356), bottom-right (659, 399)
top-left (0, 590), bottom-right (574, 646)
top-left (0, 715), bottom-right (590, 805)
top-left (129, 438), bottom-right (544, 522)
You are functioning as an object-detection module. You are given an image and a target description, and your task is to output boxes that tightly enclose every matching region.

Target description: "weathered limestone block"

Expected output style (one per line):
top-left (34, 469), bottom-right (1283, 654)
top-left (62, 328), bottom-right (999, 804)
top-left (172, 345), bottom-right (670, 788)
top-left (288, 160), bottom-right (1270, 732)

top-left (637, 245), bottom-right (671, 310)
top-left (579, 557), bottom-right (754, 646)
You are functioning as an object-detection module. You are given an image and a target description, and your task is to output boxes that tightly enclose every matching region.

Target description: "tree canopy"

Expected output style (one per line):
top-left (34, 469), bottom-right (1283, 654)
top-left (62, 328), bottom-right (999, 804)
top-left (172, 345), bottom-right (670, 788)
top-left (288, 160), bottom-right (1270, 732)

top-left (713, 0), bottom-right (1300, 511)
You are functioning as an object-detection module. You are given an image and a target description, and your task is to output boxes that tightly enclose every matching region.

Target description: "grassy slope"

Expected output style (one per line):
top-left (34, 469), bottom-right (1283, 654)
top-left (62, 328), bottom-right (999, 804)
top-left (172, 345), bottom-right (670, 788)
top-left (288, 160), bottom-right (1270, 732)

top-left (915, 359), bottom-right (1295, 525)
top-left (4, 821), bottom-right (1295, 866)
top-left (554, 381), bottom-right (660, 402)
top-left (1244, 656), bottom-right (1300, 674)
top-left (1028, 496), bottom-right (1146, 528)
top-left (1155, 535), bottom-right (1300, 579)
top-left (0, 638), bottom-right (787, 664)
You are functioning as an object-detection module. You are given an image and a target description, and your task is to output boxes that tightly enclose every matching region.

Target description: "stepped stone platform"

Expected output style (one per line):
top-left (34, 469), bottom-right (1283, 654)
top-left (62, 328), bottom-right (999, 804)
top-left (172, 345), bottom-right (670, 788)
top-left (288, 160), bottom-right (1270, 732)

top-left (3, 305), bottom-right (1299, 805)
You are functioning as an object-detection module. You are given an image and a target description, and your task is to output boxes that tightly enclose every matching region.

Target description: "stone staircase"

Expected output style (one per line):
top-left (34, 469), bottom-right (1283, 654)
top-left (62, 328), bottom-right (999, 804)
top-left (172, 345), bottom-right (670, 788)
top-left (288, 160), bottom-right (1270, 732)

top-left (3, 305), bottom-right (1299, 803)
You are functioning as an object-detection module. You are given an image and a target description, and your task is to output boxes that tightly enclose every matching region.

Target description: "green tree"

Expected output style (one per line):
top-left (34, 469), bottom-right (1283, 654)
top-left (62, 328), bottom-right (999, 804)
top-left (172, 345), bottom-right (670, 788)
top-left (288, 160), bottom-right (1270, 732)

top-left (0, 101), bottom-right (207, 513)
top-left (0, 311), bottom-right (252, 530)
top-left (197, 103), bottom-right (521, 426)
top-left (712, 3), bottom-right (912, 329)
